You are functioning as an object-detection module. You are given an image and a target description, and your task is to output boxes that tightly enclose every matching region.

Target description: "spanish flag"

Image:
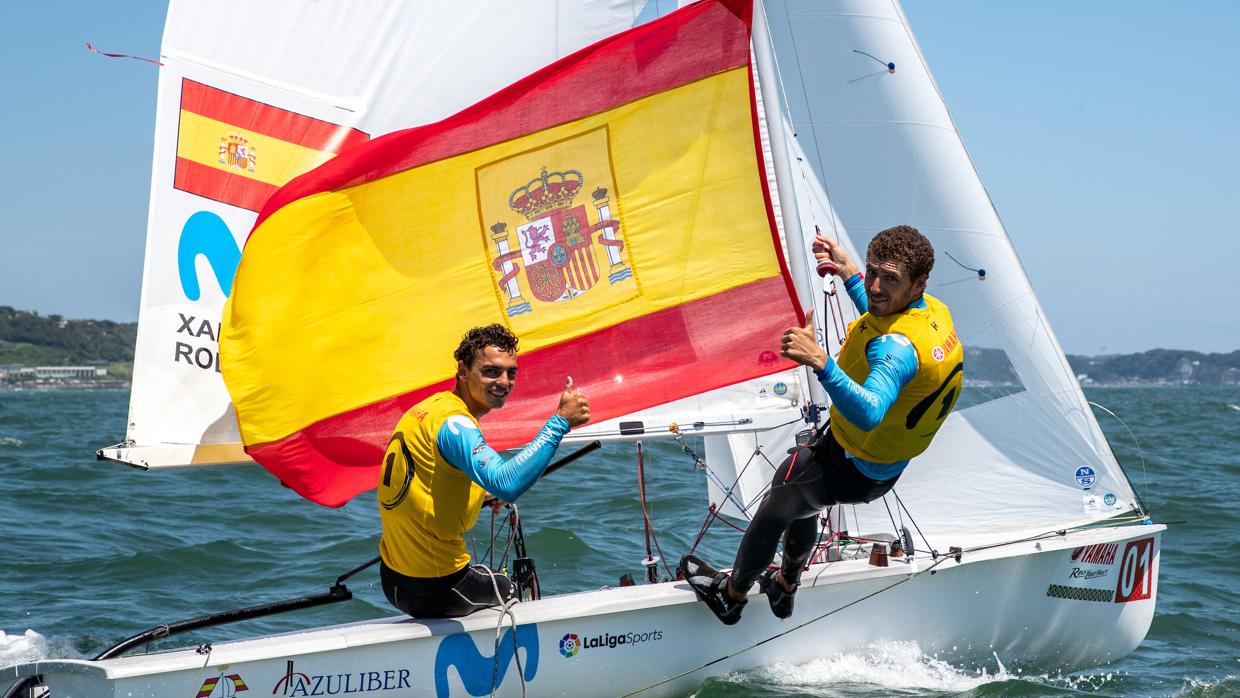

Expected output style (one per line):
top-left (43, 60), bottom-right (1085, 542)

top-left (174, 80), bottom-right (370, 212)
top-left (221, 0), bottom-right (800, 506)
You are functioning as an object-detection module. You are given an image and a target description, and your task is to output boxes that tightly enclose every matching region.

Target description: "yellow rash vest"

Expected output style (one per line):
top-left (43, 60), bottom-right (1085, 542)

top-left (828, 293), bottom-right (963, 467)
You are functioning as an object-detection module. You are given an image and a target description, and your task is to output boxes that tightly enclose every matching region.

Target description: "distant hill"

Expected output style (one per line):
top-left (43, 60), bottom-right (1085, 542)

top-left (0, 306), bottom-right (136, 365)
top-left (963, 346), bottom-right (1240, 387)
top-left (1067, 349), bottom-right (1240, 386)
top-left (1, 306), bottom-right (1237, 386)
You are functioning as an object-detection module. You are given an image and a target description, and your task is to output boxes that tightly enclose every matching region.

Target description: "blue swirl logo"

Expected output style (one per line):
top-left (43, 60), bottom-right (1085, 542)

top-left (433, 624), bottom-right (538, 697)
top-left (178, 211), bottom-right (240, 301)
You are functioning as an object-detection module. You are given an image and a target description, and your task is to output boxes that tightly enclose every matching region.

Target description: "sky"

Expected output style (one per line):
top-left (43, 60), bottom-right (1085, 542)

top-left (1, 1), bottom-right (1237, 356)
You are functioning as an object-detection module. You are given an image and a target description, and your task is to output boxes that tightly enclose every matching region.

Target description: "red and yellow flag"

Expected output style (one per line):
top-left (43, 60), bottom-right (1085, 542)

top-left (174, 80), bottom-right (370, 211)
top-left (221, 0), bottom-right (800, 506)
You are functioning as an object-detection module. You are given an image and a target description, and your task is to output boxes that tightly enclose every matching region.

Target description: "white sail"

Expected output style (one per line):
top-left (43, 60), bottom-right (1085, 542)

top-left (111, 1), bottom-right (646, 468)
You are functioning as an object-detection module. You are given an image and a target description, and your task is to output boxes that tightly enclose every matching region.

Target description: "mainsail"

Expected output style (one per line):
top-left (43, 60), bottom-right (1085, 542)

top-left (705, 1), bottom-right (1144, 548)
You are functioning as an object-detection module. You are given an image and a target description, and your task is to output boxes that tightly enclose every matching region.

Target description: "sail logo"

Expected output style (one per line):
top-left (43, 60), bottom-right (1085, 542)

top-left (170, 210), bottom-right (239, 373)
top-left (175, 79), bottom-right (369, 212)
top-left (1070, 543), bottom-right (1117, 566)
top-left (196, 670), bottom-right (248, 697)
top-left (433, 625), bottom-right (538, 698)
top-left (477, 127), bottom-right (635, 332)
top-left (1069, 566), bottom-right (1108, 580)
top-left (1074, 466), bottom-right (1096, 489)
top-left (270, 659), bottom-right (412, 696)
top-left (557, 629), bottom-right (664, 658)
top-left (178, 211), bottom-right (241, 302)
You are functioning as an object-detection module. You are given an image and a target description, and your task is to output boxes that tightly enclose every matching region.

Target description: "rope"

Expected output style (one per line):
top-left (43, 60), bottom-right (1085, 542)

top-left (636, 443), bottom-right (675, 581)
top-left (481, 565), bottom-right (525, 698)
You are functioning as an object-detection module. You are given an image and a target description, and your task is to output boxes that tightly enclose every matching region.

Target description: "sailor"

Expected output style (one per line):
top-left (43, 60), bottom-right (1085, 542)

top-left (681, 225), bottom-right (963, 625)
top-left (377, 324), bottom-right (590, 618)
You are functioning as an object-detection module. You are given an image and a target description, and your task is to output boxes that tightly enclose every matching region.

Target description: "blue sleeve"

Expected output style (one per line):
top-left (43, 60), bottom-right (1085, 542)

top-left (435, 414), bottom-right (571, 502)
top-left (842, 273), bottom-right (867, 313)
top-left (814, 334), bottom-right (918, 431)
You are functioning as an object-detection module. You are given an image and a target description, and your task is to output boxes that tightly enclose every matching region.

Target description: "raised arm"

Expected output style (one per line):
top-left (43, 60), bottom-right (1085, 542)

top-left (436, 414), bottom-right (569, 503)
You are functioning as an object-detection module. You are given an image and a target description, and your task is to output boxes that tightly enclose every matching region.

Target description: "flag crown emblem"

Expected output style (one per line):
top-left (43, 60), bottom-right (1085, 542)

top-left (508, 167), bottom-right (584, 219)
top-left (219, 132), bottom-right (256, 173)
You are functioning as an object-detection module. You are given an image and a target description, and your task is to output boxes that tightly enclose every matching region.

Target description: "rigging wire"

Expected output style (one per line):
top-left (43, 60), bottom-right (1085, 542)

top-left (636, 442), bottom-right (675, 581)
top-left (892, 490), bottom-right (936, 558)
top-left (1087, 400), bottom-right (1152, 516)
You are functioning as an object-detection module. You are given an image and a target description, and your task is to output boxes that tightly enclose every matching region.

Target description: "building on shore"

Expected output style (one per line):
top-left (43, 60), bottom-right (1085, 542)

top-left (0, 366), bottom-right (108, 381)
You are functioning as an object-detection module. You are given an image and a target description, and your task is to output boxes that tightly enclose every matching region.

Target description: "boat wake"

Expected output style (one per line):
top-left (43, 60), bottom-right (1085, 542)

top-left (0, 630), bottom-right (83, 667)
top-left (699, 639), bottom-right (1129, 696)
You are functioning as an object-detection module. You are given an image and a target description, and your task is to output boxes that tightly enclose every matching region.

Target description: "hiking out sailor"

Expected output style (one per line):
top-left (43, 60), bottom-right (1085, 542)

top-left (377, 324), bottom-right (590, 618)
top-left (681, 225), bottom-right (964, 625)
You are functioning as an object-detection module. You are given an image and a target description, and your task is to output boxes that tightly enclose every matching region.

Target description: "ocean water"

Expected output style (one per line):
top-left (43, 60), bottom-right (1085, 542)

top-left (0, 387), bottom-right (1236, 697)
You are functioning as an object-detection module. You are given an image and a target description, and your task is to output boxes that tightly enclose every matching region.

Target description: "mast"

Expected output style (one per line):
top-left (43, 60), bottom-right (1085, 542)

top-left (750, 0), bottom-right (828, 416)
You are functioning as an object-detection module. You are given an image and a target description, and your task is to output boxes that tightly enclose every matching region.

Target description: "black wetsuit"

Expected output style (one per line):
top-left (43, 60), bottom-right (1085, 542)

top-left (729, 429), bottom-right (895, 593)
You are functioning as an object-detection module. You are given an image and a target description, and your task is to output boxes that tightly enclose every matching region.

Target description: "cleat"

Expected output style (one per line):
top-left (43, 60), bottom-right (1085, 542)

top-left (757, 567), bottom-right (797, 619)
top-left (679, 554), bottom-right (746, 625)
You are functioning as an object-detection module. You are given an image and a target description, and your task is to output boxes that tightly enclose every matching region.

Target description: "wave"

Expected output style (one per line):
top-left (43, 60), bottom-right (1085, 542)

top-left (0, 437), bottom-right (24, 448)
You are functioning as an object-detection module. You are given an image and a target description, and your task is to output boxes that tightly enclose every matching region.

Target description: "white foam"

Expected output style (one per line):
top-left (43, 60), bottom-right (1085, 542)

top-left (0, 630), bottom-right (84, 666)
top-left (1173, 675), bottom-right (1239, 696)
top-left (715, 640), bottom-right (1125, 695)
top-left (735, 640), bottom-right (1006, 693)
top-left (0, 630), bottom-right (49, 666)
top-left (0, 437), bottom-right (24, 448)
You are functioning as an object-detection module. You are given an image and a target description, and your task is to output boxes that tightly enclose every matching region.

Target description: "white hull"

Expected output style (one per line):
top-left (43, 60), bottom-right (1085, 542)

top-left (5, 525), bottom-right (1161, 697)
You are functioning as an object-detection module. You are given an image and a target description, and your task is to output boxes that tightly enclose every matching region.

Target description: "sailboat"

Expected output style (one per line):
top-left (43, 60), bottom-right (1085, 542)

top-left (2, 1), bottom-right (1162, 697)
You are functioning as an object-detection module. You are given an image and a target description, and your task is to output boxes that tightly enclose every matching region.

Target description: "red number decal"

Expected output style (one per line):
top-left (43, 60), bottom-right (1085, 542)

top-left (1114, 537), bottom-right (1155, 603)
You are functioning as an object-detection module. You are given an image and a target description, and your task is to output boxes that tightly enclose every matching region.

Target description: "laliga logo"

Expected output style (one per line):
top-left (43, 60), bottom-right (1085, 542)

top-left (559, 633), bottom-right (580, 658)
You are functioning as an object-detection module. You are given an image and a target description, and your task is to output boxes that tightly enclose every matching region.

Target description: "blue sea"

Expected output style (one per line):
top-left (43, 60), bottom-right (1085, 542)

top-left (0, 387), bottom-right (1236, 696)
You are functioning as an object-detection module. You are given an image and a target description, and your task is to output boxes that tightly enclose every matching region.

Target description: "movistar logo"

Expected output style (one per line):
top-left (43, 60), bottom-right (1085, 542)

top-left (433, 625), bottom-right (538, 697)
top-left (177, 210), bottom-right (240, 301)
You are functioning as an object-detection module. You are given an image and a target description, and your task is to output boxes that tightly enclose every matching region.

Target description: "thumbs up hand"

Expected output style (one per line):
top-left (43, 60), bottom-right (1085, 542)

top-left (555, 376), bottom-right (591, 428)
top-left (780, 308), bottom-right (828, 371)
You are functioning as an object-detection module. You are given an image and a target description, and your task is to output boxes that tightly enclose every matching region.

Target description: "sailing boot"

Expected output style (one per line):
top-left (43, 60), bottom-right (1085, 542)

top-left (757, 567), bottom-right (798, 620)
top-left (679, 554), bottom-right (746, 625)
